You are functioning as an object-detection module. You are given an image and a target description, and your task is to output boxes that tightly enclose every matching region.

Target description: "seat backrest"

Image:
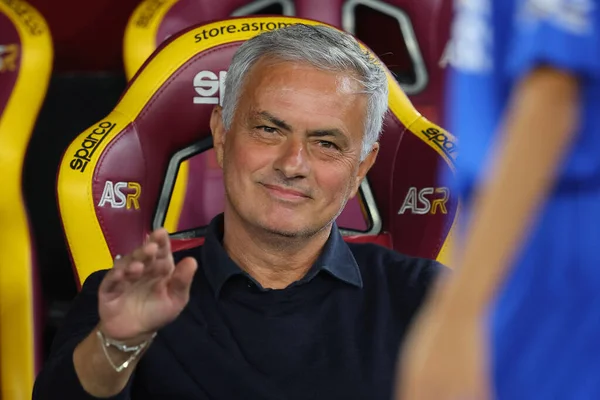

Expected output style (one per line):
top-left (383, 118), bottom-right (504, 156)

top-left (122, 0), bottom-right (454, 244)
top-left (58, 16), bottom-right (457, 287)
top-left (0, 1), bottom-right (52, 398)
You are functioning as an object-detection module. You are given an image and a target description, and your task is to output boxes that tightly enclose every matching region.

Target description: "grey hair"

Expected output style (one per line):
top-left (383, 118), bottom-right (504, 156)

top-left (221, 23), bottom-right (389, 161)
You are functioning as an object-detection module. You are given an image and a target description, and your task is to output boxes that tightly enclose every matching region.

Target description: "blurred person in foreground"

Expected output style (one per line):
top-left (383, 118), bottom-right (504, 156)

top-left (396, 0), bottom-right (600, 399)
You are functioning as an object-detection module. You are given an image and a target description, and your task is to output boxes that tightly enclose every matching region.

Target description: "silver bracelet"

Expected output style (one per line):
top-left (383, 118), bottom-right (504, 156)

top-left (96, 330), bottom-right (157, 373)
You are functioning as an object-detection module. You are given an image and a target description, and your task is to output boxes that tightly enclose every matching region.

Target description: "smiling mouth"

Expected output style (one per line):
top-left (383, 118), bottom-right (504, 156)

top-left (261, 183), bottom-right (311, 201)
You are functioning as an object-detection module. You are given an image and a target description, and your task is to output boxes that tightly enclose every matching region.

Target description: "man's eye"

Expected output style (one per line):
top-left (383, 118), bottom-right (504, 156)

top-left (257, 126), bottom-right (277, 134)
top-left (318, 140), bottom-right (339, 150)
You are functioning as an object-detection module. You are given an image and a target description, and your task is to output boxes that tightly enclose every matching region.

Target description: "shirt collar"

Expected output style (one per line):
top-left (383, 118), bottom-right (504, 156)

top-left (201, 214), bottom-right (363, 297)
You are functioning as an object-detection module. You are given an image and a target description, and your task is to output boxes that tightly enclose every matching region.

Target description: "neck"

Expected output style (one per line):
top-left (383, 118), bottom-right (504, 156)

top-left (222, 211), bottom-right (332, 290)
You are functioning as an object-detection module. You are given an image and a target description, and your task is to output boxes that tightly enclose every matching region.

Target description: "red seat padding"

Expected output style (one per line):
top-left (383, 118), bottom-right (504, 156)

top-left (0, 1), bottom-right (53, 398)
top-left (58, 16), bottom-right (458, 288)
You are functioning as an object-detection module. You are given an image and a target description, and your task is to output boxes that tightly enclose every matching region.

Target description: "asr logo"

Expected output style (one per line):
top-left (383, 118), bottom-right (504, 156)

top-left (398, 187), bottom-right (450, 215)
top-left (0, 44), bottom-right (19, 73)
top-left (193, 70), bottom-right (227, 105)
top-left (98, 181), bottom-right (141, 210)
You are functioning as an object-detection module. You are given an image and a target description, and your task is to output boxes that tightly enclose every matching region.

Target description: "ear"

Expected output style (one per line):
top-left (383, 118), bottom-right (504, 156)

top-left (210, 106), bottom-right (226, 168)
top-left (350, 142), bottom-right (379, 198)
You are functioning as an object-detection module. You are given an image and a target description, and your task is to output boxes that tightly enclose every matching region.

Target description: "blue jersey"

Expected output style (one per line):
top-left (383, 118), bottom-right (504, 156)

top-left (447, 1), bottom-right (600, 398)
top-left (449, 0), bottom-right (600, 195)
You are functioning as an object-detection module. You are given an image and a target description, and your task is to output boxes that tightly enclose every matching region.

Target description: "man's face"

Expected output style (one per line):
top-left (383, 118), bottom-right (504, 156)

top-left (211, 57), bottom-right (379, 238)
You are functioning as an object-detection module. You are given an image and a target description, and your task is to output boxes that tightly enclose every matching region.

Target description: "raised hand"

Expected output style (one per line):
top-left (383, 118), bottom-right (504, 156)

top-left (97, 228), bottom-right (198, 342)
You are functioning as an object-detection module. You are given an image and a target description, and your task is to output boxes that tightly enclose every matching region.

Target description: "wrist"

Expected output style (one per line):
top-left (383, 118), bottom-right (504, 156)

top-left (95, 329), bottom-right (156, 373)
top-left (97, 330), bottom-right (157, 352)
top-left (97, 323), bottom-right (157, 346)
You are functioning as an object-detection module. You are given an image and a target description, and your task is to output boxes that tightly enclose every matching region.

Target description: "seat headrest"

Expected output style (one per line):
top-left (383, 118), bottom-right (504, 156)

top-left (0, 0), bottom-right (53, 397)
top-left (124, 0), bottom-right (452, 114)
top-left (124, 0), bottom-right (297, 79)
top-left (58, 16), bottom-right (458, 286)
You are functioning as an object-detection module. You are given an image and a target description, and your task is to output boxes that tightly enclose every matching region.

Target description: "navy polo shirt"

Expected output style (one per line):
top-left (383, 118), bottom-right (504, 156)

top-left (34, 214), bottom-right (445, 400)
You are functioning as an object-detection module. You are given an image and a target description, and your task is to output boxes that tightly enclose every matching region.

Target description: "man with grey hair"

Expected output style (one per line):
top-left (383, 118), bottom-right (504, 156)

top-left (34, 24), bottom-right (443, 400)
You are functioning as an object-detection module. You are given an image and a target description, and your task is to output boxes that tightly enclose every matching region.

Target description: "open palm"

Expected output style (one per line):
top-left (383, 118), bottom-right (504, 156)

top-left (98, 228), bottom-right (198, 341)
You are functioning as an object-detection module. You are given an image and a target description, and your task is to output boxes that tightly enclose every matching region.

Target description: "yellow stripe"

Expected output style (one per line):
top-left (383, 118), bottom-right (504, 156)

top-left (123, 0), bottom-right (179, 80)
top-left (0, 1), bottom-right (53, 398)
top-left (436, 202), bottom-right (460, 267)
top-left (59, 16), bottom-right (459, 283)
top-left (164, 161), bottom-right (188, 232)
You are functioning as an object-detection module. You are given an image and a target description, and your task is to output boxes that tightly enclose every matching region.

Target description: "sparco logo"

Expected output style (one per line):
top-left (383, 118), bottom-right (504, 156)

top-left (70, 121), bottom-right (115, 173)
top-left (1, 0), bottom-right (44, 35)
top-left (193, 70), bottom-right (227, 105)
top-left (421, 127), bottom-right (457, 160)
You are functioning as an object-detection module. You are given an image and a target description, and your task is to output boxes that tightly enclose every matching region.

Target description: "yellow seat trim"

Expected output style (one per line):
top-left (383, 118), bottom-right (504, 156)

top-left (0, 1), bottom-right (53, 398)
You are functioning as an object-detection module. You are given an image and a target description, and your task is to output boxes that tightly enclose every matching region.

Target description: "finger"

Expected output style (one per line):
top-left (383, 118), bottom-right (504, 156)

top-left (122, 260), bottom-right (145, 280)
top-left (113, 242), bottom-right (160, 284)
top-left (150, 228), bottom-right (172, 259)
top-left (123, 257), bottom-right (170, 282)
top-left (118, 244), bottom-right (158, 282)
top-left (99, 265), bottom-right (126, 298)
top-left (102, 254), bottom-right (125, 281)
top-left (130, 241), bottom-right (160, 264)
top-left (167, 257), bottom-right (198, 304)
top-left (111, 253), bottom-right (130, 272)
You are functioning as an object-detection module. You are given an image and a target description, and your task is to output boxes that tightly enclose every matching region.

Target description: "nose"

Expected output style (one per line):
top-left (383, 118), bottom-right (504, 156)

top-left (273, 137), bottom-right (310, 179)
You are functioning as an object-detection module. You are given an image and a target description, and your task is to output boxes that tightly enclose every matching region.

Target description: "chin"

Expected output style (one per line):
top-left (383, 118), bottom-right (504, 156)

top-left (264, 206), bottom-right (346, 240)
top-left (226, 188), bottom-right (338, 239)
top-left (255, 214), bottom-right (317, 238)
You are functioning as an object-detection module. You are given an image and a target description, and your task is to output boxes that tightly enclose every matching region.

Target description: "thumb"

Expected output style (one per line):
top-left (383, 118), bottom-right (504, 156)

top-left (167, 257), bottom-right (198, 303)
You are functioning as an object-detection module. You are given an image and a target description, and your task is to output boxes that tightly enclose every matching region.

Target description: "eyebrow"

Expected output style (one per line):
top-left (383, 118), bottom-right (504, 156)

top-left (256, 111), bottom-right (292, 132)
top-left (254, 110), bottom-right (349, 142)
top-left (309, 129), bottom-right (346, 139)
